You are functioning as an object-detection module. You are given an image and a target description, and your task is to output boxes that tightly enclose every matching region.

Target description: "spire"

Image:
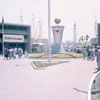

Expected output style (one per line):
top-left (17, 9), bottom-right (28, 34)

top-left (73, 22), bottom-right (77, 43)
top-left (31, 13), bottom-right (35, 38)
top-left (20, 10), bottom-right (23, 24)
top-left (32, 13), bottom-right (34, 29)
top-left (38, 17), bottom-right (42, 42)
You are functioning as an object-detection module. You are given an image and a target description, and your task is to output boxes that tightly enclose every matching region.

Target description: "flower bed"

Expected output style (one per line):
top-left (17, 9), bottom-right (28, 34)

top-left (30, 53), bottom-right (44, 58)
top-left (71, 53), bottom-right (83, 58)
top-left (33, 61), bottom-right (69, 67)
top-left (29, 53), bottom-right (83, 59)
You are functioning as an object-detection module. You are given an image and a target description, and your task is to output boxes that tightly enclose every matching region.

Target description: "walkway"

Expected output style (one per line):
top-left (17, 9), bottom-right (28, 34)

top-left (0, 57), bottom-right (97, 100)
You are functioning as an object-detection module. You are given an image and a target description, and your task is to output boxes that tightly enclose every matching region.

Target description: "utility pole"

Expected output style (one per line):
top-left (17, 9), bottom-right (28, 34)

top-left (48, 0), bottom-right (51, 62)
top-left (2, 16), bottom-right (4, 57)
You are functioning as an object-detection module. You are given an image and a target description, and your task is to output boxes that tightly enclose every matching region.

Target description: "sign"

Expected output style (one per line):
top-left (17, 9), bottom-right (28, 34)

top-left (4, 35), bottom-right (24, 42)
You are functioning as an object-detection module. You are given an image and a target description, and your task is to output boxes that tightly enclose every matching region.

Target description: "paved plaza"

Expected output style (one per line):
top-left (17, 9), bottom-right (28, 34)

top-left (0, 57), bottom-right (97, 100)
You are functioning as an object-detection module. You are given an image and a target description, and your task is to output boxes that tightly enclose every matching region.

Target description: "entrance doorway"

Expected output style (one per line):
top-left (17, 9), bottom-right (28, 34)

top-left (4, 43), bottom-right (26, 53)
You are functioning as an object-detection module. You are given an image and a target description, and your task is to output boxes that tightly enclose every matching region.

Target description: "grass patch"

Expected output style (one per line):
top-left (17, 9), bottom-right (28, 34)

top-left (33, 61), bottom-right (69, 67)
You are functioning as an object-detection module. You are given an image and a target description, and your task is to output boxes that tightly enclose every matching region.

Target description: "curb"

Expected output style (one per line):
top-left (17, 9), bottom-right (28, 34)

top-left (30, 62), bottom-right (37, 69)
top-left (30, 61), bottom-right (46, 70)
top-left (88, 71), bottom-right (100, 100)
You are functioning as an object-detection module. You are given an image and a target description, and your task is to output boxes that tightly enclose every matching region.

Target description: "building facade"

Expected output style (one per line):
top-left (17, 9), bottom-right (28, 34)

top-left (0, 23), bottom-right (31, 54)
top-left (31, 38), bottom-right (48, 53)
top-left (98, 24), bottom-right (100, 46)
top-left (89, 37), bottom-right (98, 46)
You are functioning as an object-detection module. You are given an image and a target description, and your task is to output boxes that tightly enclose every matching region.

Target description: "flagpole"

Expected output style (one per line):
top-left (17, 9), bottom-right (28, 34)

top-left (2, 16), bottom-right (4, 57)
top-left (48, 0), bottom-right (51, 62)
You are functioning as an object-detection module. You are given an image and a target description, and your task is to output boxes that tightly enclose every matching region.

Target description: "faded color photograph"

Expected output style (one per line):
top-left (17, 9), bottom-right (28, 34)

top-left (0, 0), bottom-right (100, 100)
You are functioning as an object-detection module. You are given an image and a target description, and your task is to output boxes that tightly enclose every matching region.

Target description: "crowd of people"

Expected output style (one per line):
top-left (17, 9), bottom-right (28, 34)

top-left (82, 46), bottom-right (100, 72)
top-left (82, 46), bottom-right (96, 60)
top-left (3, 45), bottom-right (100, 72)
top-left (4, 48), bottom-right (29, 60)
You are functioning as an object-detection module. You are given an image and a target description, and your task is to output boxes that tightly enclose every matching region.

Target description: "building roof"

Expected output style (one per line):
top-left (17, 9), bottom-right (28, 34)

top-left (0, 22), bottom-right (31, 27)
top-left (90, 37), bottom-right (98, 45)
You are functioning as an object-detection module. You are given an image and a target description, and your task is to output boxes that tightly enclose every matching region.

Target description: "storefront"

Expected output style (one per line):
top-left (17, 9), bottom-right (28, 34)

top-left (0, 23), bottom-right (31, 54)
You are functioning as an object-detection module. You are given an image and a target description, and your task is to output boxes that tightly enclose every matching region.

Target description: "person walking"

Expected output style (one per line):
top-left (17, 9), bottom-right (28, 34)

top-left (87, 47), bottom-right (91, 60)
top-left (82, 47), bottom-right (87, 60)
top-left (96, 49), bottom-right (100, 71)
top-left (90, 47), bottom-right (95, 61)
top-left (18, 48), bottom-right (21, 58)
top-left (12, 48), bottom-right (17, 59)
top-left (4, 48), bottom-right (8, 60)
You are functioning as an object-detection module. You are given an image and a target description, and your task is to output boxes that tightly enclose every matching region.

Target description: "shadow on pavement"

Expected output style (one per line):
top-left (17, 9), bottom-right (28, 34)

top-left (73, 88), bottom-right (88, 94)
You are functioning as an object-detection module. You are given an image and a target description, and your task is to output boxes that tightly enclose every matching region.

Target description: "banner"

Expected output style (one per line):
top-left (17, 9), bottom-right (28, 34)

top-left (4, 35), bottom-right (24, 42)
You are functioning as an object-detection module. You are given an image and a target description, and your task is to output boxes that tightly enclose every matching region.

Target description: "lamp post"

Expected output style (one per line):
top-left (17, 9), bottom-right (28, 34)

top-left (48, 0), bottom-right (51, 62)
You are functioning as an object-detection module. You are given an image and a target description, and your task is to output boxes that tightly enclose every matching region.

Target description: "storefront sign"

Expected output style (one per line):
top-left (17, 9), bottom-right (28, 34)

top-left (4, 35), bottom-right (24, 42)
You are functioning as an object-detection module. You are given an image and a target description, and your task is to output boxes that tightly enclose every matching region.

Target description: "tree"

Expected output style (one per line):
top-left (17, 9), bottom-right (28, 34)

top-left (85, 35), bottom-right (89, 43)
top-left (79, 35), bottom-right (90, 46)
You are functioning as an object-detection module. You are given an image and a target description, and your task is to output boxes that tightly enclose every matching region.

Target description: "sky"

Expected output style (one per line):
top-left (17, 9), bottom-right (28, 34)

top-left (0, 0), bottom-right (100, 42)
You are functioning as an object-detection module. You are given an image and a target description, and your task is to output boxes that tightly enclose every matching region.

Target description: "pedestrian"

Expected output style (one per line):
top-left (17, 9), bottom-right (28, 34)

top-left (20, 48), bottom-right (23, 58)
top-left (5, 48), bottom-right (9, 60)
top-left (95, 46), bottom-right (98, 56)
top-left (90, 47), bottom-right (95, 61)
top-left (96, 48), bottom-right (100, 71)
top-left (4, 48), bottom-right (8, 60)
top-left (18, 48), bottom-right (21, 58)
top-left (18, 48), bottom-right (23, 58)
top-left (8, 48), bottom-right (12, 59)
top-left (87, 47), bottom-right (91, 60)
top-left (82, 47), bottom-right (86, 60)
top-left (24, 51), bottom-right (29, 58)
top-left (12, 48), bottom-right (17, 59)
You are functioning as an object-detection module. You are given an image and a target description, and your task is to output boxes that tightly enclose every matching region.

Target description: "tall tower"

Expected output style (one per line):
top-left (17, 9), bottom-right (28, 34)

top-left (31, 13), bottom-right (35, 38)
top-left (20, 10), bottom-right (23, 24)
top-left (38, 18), bottom-right (42, 42)
top-left (73, 22), bottom-right (77, 44)
top-left (51, 18), bottom-right (65, 53)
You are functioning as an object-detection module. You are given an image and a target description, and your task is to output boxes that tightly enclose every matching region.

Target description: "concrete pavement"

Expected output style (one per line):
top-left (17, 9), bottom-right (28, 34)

top-left (0, 57), bottom-right (97, 100)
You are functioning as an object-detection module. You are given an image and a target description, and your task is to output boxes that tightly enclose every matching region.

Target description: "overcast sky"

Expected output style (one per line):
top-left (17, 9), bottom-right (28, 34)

top-left (0, 0), bottom-right (100, 42)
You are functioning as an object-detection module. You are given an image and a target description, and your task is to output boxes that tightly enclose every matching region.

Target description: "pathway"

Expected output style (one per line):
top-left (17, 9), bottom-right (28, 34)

top-left (0, 57), bottom-right (97, 100)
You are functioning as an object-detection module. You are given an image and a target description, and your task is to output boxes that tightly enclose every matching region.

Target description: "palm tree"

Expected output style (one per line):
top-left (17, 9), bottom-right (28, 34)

top-left (79, 35), bottom-right (89, 46)
top-left (85, 35), bottom-right (89, 43)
